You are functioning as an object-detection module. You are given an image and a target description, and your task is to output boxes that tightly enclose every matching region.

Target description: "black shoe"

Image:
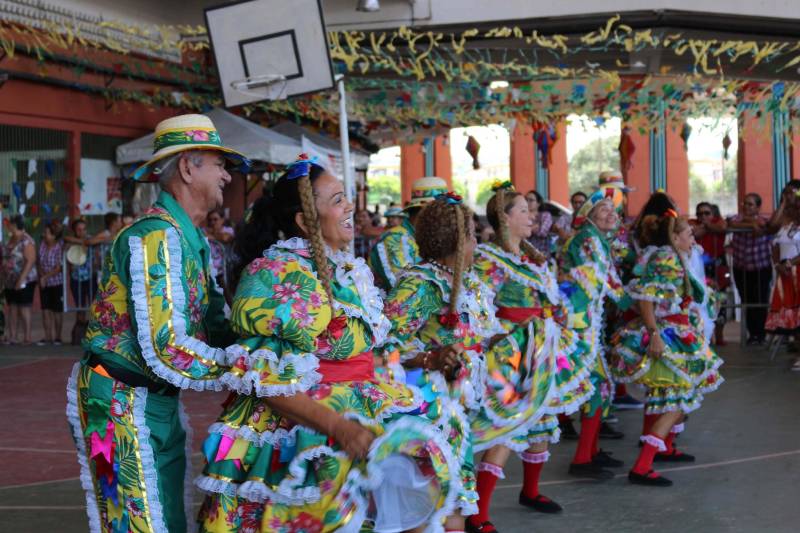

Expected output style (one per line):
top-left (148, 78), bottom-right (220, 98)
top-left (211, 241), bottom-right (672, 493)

top-left (654, 449), bottom-right (696, 463)
top-left (599, 422), bottom-right (625, 440)
top-left (592, 450), bottom-right (624, 468)
top-left (568, 462), bottom-right (615, 480)
top-left (518, 492), bottom-right (563, 513)
top-left (560, 418), bottom-right (579, 440)
top-left (628, 470), bottom-right (673, 487)
top-left (613, 394), bottom-right (644, 409)
top-left (466, 520), bottom-right (498, 533)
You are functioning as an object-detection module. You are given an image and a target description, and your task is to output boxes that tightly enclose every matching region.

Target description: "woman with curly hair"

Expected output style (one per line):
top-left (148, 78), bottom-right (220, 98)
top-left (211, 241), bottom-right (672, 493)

top-left (465, 182), bottom-right (595, 533)
top-left (557, 188), bottom-right (627, 481)
top-left (195, 155), bottom-right (459, 533)
top-left (380, 192), bottom-right (502, 533)
top-left (609, 212), bottom-right (724, 486)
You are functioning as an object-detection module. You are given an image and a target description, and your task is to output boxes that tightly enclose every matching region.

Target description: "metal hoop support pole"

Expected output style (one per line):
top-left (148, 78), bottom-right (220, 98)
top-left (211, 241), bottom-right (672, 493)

top-left (336, 74), bottom-right (355, 250)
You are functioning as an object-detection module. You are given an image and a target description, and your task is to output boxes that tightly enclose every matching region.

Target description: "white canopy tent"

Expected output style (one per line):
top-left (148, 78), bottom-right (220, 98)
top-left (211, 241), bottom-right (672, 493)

top-left (116, 108), bottom-right (302, 167)
top-left (270, 121), bottom-right (371, 170)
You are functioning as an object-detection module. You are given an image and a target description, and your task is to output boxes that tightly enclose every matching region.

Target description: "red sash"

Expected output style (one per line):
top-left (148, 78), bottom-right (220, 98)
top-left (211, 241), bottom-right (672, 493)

top-left (663, 314), bottom-right (689, 326)
top-left (496, 306), bottom-right (546, 323)
top-left (317, 351), bottom-right (375, 383)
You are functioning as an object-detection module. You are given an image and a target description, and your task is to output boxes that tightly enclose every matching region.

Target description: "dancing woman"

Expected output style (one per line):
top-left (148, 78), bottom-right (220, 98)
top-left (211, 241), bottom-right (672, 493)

top-left (464, 182), bottom-right (594, 533)
top-left (557, 188), bottom-right (627, 480)
top-left (196, 156), bottom-right (458, 533)
top-left (381, 192), bottom-right (501, 532)
top-left (610, 211), bottom-right (724, 486)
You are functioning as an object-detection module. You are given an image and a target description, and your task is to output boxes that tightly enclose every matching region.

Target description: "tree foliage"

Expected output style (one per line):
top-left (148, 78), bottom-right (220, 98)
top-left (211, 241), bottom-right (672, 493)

top-left (568, 136), bottom-right (620, 195)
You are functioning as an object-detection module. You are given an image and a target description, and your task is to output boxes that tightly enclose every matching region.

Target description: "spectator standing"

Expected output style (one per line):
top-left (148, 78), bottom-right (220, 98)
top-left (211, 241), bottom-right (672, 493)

top-left (692, 201), bottom-right (729, 345)
top-left (384, 206), bottom-right (405, 229)
top-left (37, 221), bottom-right (65, 345)
top-left (2, 215), bottom-right (37, 344)
top-left (64, 218), bottom-right (95, 345)
top-left (728, 193), bottom-right (772, 345)
top-left (205, 208), bottom-right (234, 289)
top-left (570, 191), bottom-right (588, 214)
top-left (354, 208), bottom-right (383, 259)
top-left (525, 189), bottom-right (553, 254)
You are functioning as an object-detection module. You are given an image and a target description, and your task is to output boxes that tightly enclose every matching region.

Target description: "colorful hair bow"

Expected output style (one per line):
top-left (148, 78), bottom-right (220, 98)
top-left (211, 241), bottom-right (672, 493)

top-left (285, 153), bottom-right (323, 180)
top-left (436, 191), bottom-right (463, 204)
top-left (491, 180), bottom-right (514, 192)
top-left (664, 208), bottom-right (679, 218)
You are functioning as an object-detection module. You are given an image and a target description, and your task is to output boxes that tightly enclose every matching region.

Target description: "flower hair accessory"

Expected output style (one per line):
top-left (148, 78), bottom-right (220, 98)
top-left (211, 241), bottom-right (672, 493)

top-left (491, 180), bottom-right (514, 192)
top-left (285, 153), bottom-right (324, 180)
top-left (436, 191), bottom-right (463, 205)
top-left (664, 208), bottom-right (679, 218)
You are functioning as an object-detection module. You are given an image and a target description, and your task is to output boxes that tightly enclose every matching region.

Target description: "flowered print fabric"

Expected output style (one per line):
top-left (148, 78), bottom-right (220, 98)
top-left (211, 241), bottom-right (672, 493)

top-left (380, 263), bottom-right (503, 515)
top-left (368, 218), bottom-right (420, 291)
top-left (609, 246), bottom-right (724, 414)
top-left (470, 242), bottom-right (594, 452)
top-left (557, 223), bottom-right (624, 417)
top-left (196, 239), bottom-right (458, 533)
top-left (83, 195), bottom-right (231, 390)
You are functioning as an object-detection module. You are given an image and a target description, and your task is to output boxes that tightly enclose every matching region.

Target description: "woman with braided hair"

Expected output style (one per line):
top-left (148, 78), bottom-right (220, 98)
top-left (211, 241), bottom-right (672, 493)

top-left (465, 182), bottom-right (595, 532)
top-left (609, 211), bottom-right (724, 486)
top-left (196, 155), bottom-right (459, 533)
top-left (380, 192), bottom-right (503, 533)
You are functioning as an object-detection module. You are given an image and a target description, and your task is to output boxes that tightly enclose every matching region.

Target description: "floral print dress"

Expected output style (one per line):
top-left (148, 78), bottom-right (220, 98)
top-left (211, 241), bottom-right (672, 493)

top-left (470, 242), bottom-right (594, 452)
top-left (609, 246), bottom-right (724, 414)
top-left (196, 239), bottom-right (459, 533)
top-left (380, 263), bottom-right (503, 516)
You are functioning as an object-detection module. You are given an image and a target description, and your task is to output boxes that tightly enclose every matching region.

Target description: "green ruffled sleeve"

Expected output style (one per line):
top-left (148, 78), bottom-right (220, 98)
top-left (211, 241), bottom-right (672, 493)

top-left (629, 247), bottom-right (684, 304)
top-left (381, 274), bottom-right (441, 363)
top-left (222, 254), bottom-right (331, 397)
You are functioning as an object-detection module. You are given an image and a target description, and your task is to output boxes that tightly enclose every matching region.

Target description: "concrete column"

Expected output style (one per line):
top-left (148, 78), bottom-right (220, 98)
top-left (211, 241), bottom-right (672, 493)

top-left (738, 115), bottom-right (774, 211)
top-left (621, 122), bottom-right (651, 216)
top-left (548, 120), bottom-right (569, 206)
top-left (791, 131), bottom-right (800, 181)
top-left (665, 123), bottom-right (690, 214)
top-left (510, 121), bottom-right (536, 193)
top-left (433, 135), bottom-right (452, 189)
top-left (400, 141), bottom-right (425, 205)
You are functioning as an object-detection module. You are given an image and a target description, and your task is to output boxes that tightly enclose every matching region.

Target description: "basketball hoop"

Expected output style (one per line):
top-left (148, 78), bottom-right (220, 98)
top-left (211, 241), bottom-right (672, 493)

top-left (230, 74), bottom-right (289, 100)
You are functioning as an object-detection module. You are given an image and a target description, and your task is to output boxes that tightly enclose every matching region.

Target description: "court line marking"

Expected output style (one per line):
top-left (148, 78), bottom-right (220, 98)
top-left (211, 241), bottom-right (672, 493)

top-left (0, 505), bottom-right (85, 510)
top-left (0, 357), bottom-right (56, 371)
top-left (495, 448), bottom-right (800, 489)
top-left (0, 477), bottom-right (79, 491)
top-left (0, 447), bottom-right (76, 454)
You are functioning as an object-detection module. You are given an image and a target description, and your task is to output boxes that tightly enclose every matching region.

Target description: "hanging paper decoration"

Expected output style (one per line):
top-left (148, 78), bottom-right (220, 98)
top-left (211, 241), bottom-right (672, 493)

top-left (25, 181), bottom-right (35, 199)
top-left (619, 127), bottom-right (636, 172)
top-left (532, 124), bottom-right (556, 168)
top-left (44, 180), bottom-right (55, 195)
top-left (680, 122), bottom-right (692, 150)
top-left (43, 204), bottom-right (52, 216)
top-left (27, 159), bottom-right (37, 177)
top-left (465, 135), bottom-right (481, 169)
top-left (11, 183), bottom-right (21, 200)
top-left (19, 203), bottom-right (25, 215)
top-left (45, 160), bottom-right (55, 177)
top-left (722, 133), bottom-right (732, 160)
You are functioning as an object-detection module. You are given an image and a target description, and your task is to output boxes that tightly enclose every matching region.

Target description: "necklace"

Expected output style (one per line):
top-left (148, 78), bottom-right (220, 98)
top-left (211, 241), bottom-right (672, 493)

top-left (428, 260), bottom-right (454, 275)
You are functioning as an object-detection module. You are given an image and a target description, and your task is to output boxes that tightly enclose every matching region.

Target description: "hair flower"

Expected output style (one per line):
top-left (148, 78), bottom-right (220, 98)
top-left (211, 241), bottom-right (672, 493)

top-left (436, 191), bottom-right (463, 205)
top-left (285, 153), bottom-right (324, 180)
top-left (491, 180), bottom-right (514, 192)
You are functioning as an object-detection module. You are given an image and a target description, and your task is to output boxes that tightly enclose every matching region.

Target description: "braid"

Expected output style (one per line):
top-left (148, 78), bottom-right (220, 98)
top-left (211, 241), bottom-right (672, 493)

top-left (495, 187), bottom-right (512, 253)
top-left (448, 205), bottom-right (466, 321)
top-left (297, 175), bottom-right (333, 302)
top-left (520, 240), bottom-right (547, 264)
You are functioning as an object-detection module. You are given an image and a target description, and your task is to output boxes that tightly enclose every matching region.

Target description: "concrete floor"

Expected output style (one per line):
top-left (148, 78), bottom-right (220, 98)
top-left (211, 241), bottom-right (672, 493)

top-left (0, 322), bottom-right (798, 533)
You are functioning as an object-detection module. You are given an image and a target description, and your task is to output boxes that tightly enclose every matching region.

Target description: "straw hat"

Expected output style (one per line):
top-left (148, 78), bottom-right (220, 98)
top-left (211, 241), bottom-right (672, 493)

top-left (596, 170), bottom-right (635, 192)
top-left (405, 176), bottom-right (449, 210)
top-left (132, 114), bottom-right (251, 182)
top-left (66, 244), bottom-right (88, 266)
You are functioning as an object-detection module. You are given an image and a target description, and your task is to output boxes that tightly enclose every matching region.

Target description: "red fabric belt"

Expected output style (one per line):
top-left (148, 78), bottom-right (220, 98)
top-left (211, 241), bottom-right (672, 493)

top-left (663, 314), bottom-right (689, 326)
top-left (496, 306), bottom-right (545, 323)
top-left (317, 351), bottom-right (375, 383)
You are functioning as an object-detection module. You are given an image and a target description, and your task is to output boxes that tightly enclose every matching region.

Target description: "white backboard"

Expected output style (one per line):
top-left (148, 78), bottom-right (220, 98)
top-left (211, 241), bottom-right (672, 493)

top-left (205, 0), bottom-right (335, 107)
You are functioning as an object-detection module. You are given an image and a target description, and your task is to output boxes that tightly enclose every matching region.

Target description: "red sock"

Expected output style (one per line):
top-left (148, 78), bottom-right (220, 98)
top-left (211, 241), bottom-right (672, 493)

top-left (591, 426), bottom-right (600, 457)
top-left (615, 383), bottom-right (628, 397)
top-left (632, 435), bottom-right (665, 475)
top-left (660, 432), bottom-right (675, 455)
top-left (472, 462), bottom-right (503, 525)
top-left (520, 451), bottom-right (549, 499)
top-left (642, 413), bottom-right (658, 437)
top-left (572, 410), bottom-right (601, 464)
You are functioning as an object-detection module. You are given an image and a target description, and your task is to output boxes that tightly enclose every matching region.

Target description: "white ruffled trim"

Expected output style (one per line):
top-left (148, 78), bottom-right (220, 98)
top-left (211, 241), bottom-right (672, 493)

top-left (128, 231), bottom-right (225, 391)
top-left (177, 398), bottom-right (196, 533)
top-left (385, 336), bottom-right (426, 364)
top-left (207, 421), bottom-right (301, 448)
top-left (671, 422), bottom-right (685, 434)
top-left (131, 387), bottom-right (169, 532)
top-left (66, 363), bottom-right (102, 533)
top-left (519, 450), bottom-right (550, 464)
top-left (476, 461), bottom-right (506, 479)
top-left (640, 434), bottom-right (667, 452)
top-left (376, 240), bottom-right (397, 288)
top-left (220, 345), bottom-right (322, 397)
top-left (475, 243), bottom-right (562, 304)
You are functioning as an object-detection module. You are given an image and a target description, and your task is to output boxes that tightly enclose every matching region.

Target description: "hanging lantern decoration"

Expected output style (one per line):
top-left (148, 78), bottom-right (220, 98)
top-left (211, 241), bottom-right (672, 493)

top-left (680, 122), bottom-right (692, 150)
top-left (465, 135), bottom-right (481, 169)
top-left (722, 132), bottom-right (732, 160)
top-left (532, 123), bottom-right (557, 168)
top-left (619, 126), bottom-right (636, 172)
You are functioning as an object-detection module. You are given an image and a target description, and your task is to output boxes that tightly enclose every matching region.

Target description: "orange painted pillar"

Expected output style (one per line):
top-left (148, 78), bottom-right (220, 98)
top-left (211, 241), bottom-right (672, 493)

top-left (433, 135), bottom-right (452, 189)
top-left (548, 120), bottom-right (569, 206)
top-left (400, 142), bottom-right (426, 205)
top-left (510, 122), bottom-right (536, 193)
top-left (67, 130), bottom-right (81, 219)
top-left (738, 114), bottom-right (774, 212)
top-left (665, 124), bottom-right (690, 214)
top-left (791, 131), bottom-right (800, 181)
top-left (621, 123), bottom-right (651, 216)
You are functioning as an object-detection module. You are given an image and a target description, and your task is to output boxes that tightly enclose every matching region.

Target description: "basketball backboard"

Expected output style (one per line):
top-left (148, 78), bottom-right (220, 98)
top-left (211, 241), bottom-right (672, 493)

top-left (205, 0), bottom-right (335, 108)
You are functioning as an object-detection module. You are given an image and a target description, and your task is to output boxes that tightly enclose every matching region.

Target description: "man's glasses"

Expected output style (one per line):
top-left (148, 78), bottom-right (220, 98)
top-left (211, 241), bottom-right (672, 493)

top-left (697, 211), bottom-right (712, 217)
